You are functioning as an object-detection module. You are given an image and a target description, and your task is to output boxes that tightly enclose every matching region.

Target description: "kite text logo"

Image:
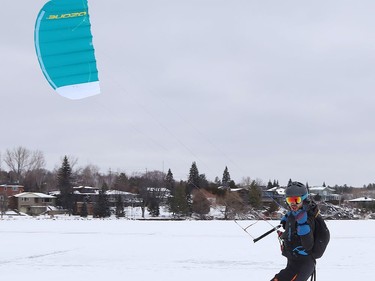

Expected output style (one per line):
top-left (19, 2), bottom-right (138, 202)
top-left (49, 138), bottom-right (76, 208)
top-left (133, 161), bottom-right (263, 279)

top-left (47, 12), bottom-right (87, 20)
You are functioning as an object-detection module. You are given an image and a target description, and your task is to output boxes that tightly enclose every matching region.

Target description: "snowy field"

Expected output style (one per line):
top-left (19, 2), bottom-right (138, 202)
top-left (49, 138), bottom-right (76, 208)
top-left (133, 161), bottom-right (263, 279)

top-left (0, 217), bottom-right (374, 281)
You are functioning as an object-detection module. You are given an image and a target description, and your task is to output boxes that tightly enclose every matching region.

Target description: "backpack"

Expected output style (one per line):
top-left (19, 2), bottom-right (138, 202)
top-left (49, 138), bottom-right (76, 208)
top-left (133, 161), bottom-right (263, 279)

top-left (311, 214), bottom-right (330, 259)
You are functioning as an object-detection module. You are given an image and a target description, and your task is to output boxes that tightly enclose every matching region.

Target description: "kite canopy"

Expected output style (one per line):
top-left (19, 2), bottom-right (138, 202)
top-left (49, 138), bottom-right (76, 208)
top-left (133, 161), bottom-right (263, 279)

top-left (35, 0), bottom-right (100, 100)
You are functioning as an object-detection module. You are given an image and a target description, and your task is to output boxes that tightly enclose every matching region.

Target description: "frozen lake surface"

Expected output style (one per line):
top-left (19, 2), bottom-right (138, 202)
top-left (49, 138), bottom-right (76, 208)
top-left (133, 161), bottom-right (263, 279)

top-left (0, 217), bottom-right (374, 280)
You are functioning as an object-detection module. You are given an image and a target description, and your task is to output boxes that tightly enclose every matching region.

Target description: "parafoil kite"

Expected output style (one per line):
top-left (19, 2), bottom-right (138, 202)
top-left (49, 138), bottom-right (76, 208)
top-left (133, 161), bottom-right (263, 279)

top-left (34, 0), bottom-right (100, 100)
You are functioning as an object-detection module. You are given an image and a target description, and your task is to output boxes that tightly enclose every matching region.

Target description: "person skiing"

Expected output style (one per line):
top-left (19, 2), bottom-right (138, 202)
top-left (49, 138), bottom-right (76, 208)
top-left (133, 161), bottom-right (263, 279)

top-left (270, 181), bottom-right (319, 281)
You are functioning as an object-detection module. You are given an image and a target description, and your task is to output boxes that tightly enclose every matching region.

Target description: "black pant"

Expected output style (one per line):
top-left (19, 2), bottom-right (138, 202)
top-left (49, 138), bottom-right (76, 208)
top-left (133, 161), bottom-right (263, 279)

top-left (271, 256), bottom-right (315, 281)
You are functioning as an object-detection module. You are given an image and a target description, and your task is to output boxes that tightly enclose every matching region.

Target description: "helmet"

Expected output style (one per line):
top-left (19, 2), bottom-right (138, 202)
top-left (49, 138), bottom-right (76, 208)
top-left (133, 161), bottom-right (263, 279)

top-left (285, 181), bottom-right (308, 197)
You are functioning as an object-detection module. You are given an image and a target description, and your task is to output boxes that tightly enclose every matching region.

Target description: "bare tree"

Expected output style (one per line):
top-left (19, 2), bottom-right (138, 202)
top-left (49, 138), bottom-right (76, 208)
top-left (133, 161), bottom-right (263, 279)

top-left (217, 191), bottom-right (246, 220)
top-left (77, 164), bottom-right (100, 187)
top-left (29, 150), bottom-right (46, 171)
top-left (192, 189), bottom-right (211, 219)
top-left (26, 150), bottom-right (47, 191)
top-left (4, 146), bottom-right (30, 182)
top-left (4, 146), bottom-right (46, 184)
top-left (4, 147), bottom-right (46, 189)
top-left (241, 176), bottom-right (253, 186)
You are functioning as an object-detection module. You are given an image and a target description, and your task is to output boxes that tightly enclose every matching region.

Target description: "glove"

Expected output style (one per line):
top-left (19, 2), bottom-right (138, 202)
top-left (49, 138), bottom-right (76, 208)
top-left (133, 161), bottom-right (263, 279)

top-left (292, 209), bottom-right (311, 236)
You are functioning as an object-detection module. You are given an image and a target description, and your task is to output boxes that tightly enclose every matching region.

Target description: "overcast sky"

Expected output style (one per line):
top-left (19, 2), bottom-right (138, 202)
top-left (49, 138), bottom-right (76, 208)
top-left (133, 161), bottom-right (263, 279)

top-left (1, 0), bottom-right (375, 187)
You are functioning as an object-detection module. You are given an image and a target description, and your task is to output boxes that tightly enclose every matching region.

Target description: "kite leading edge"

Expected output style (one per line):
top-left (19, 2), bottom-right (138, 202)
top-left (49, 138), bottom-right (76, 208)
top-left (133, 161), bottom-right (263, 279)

top-left (34, 0), bottom-right (100, 99)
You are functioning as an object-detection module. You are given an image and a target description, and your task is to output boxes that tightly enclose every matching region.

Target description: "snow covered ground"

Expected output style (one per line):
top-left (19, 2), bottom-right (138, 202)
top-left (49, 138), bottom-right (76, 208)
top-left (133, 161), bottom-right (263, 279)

top-left (0, 216), bottom-right (374, 281)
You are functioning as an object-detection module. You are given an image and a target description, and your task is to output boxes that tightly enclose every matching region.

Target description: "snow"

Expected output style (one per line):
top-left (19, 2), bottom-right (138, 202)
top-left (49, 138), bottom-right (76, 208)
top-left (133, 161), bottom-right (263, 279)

top-left (13, 192), bottom-right (56, 198)
top-left (0, 216), bottom-right (374, 280)
top-left (348, 197), bottom-right (375, 202)
top-left (309, 187), bottom-right (335, 192)
top-left (267, 187), bottom-right (286, 195)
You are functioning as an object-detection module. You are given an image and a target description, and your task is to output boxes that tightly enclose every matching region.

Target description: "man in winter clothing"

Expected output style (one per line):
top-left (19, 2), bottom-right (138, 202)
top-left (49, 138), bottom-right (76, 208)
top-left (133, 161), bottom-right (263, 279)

top-left (271, 181), bottom-right (319, 281)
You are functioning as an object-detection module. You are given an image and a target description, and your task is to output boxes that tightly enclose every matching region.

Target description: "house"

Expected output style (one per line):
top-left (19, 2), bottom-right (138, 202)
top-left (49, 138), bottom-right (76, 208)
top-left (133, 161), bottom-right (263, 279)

top-left (9, 192), bottom-right (56, 215)
top-left (348, 197), bottom-right (375, 203)
top-left (145, 187), bottom-right (170, 204)
top-left (309, 186), bottom-right (341, 202)
top-left (0, 184), bottom-right (25, 212)
top-left (50, 186), bottom-right (141, 215)
top-left (73, 186), bottom-right (100, 203)
top-left (264, 187), bottom-right (285, 204)
top-left (0, 184), bottom-right (24, 197)
top-left (348, 197), bottom-right (375, 209)
top-left (229, 187), bottom-right (251, 204)
top-left (50, 186), bottom-right (100, 202)
top-left (106, 190), bottom-right (141, 206)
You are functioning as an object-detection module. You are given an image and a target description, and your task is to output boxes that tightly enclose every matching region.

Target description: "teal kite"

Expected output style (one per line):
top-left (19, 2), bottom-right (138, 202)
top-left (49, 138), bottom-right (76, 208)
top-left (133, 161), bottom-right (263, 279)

top-left (35, 0), bottom-right (100, 99)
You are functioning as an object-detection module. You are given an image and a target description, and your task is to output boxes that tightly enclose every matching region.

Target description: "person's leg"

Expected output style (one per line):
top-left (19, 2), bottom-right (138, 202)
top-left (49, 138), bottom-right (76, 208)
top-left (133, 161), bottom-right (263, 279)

top-left (293, 258), bottom-right (315, 281)
top-left (271, 260), bottom-right (298, 281)
top-left (271, 258), bottom-right (315, 281)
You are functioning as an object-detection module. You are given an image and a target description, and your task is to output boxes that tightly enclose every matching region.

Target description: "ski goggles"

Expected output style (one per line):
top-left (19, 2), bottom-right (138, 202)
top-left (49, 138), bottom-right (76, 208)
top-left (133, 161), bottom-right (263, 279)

top-left (286, 194), bottom-right (308, 205)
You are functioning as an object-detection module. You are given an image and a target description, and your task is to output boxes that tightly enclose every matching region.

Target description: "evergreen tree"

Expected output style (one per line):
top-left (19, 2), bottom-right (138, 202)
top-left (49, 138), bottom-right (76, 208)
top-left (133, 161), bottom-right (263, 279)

top-left (115, 195), bottom-right (125, 218)
top-left (169, 182), bottom-right (189, 217)
top-left (187, 162), bottom-right (200, 215)
top-left (222, 166), bottom-right (231, 188)
top-left (101, 182), bottom-right (109, 192)
top-left (94, 185), bottom-right (111, 218)
top-left (268, 201), bottom-right (279, 215)
top-left (228, 180), bottom-right (237, 189)
top-left (267, 180), bottom-right (273, 189)
top-left (249, 181), bottom-right (262, 209)
top-left (165, 169), bottom-right (175, 190)
top-left (187, 162), bottom-right (200, 190)
top-left (166, 169), bottom-right (176, 213)
top-left (114, 172), bottom-right (129, 191)
top-left (147, 195), bottom-right (160, 217)
top-left (199, 173), bottom-right (209, 189)
top-left (56, 156), bottom-right (73, 214)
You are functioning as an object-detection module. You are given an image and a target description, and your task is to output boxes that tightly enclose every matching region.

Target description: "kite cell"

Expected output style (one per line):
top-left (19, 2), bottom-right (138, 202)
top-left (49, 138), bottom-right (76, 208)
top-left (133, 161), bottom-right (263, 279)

top-left (35, 0), bottom-right (100, 99)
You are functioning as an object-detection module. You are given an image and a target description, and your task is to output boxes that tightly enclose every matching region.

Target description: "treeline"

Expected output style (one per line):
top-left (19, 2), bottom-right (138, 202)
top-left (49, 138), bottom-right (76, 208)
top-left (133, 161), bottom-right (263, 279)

top-left (0, 146), bottom-right (240, 192)
top-left (1, 146), bottom-right (374, 218)
top-left (0, 146), bottom-right (264, 218)
top-left (55, 156), bottom-right (264, 219)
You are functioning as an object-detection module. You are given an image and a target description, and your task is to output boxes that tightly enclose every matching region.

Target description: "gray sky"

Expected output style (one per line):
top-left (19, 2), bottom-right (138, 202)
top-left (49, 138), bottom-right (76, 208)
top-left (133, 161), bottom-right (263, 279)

top-left (1, 0), bottom-right (375, 187)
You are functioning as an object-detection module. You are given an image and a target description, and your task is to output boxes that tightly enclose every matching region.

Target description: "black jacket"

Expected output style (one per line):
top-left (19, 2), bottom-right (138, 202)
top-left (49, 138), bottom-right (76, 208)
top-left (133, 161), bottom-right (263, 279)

top-left (280, 201), bottom-right (319, 260)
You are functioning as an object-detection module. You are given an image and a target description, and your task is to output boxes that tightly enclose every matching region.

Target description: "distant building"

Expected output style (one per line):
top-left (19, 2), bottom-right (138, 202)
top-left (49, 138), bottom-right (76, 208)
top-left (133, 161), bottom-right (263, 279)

top-left (50, 186), bottom-right (141, 215)
top-left (0, 184), bottom-right (25, 212)
top-left (229, 187), bottom-right (251, 204)
top-left (145, 187), bottom-right (170, 204)
top-left (309, 186), bottom-right (341, 202)
top-left (263, 187), bottom-right (285, 204)
top-left (106, 190), bottom-right (141, 206)
top-left (0, 184), bottom-right (24, 197)
top-left (9, 192), bottom-right (56, 215)
top-left (348, 197), bottom-right (375, 208)
top-left (348, 197), bottom-right (375, 203)
top-left (263, 186), bottom-right (342, 205)
top-left (73, 186), bottom-right (100, 203)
